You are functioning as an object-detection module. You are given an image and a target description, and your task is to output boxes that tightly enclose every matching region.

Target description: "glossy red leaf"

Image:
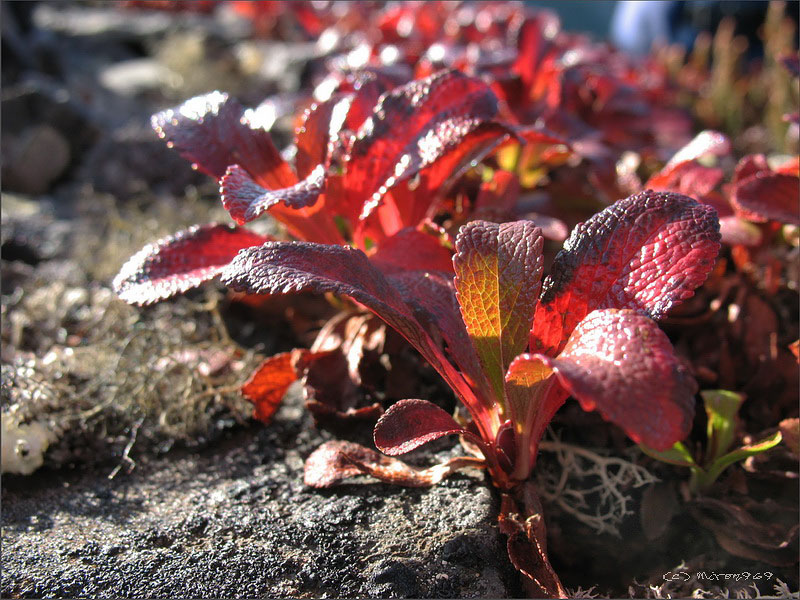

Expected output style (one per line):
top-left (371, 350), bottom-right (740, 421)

top-left (718, 216), bottom-right (763, 247)
top-left (407, 122), bottom-right (515, 204)
top-left (732, 154), bottom-right (770, 184)
top-left (453, 220), bottom-right (544, 400)
top-left (530, 190), bottom-right (721, 356)
top-left (352, 121), bottom-right (513, 245)
top-left (536, 309), bottom-right (696, 450)
top-left (242, 350), bottom-right (307, 423)
top-left (343, 70), bottom-right (504, 219)
top-left (732, 171), bottom-right (800, 226)
top-left (665, 130), bottom-right (731, 168)
top-left (113, 223), bottom-right (270, 305)
top-left (374, 398), bottom-right (478, 456)
top-left (304, 440), bottom-right (485, 488)
top-left (646, 160), bottom-right (725, 201)
top-left (294, 96), bottom-right (348, 180)
top-left (151, 91), bottom-right (297, 188)
top-left (220, 164), bottom-right (325, 225)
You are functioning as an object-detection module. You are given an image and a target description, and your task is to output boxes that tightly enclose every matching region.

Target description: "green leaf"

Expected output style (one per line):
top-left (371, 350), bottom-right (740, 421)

top-left (703, 431), bottom-right (783, 487)
top-left (639, 441), bottom-right (698, 468)
top-left (702, 389), bottom-right (744, 465)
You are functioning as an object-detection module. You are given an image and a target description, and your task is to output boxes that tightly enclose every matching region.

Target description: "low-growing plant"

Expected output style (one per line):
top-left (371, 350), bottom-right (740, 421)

top-left (216, 189), bottom-right (719, 595)
top-left (110, 47), bottom-right (728, 594)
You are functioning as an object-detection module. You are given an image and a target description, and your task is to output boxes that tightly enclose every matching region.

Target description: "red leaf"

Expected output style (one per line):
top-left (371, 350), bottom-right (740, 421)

top-left (407, 122), bottom-right (514, 206)
top-left (474, 169), bottom-right (521, 216)
top-left (294, 96), bottom-right (347, 180)
top-left (336, 68), bottom-right (408, 133)
top-left (220, 164), bottom-right (325, 225)
top-left (732, 171), bottom-right (800, 226)
top-left (304, 440), bottom-right (485, 488)
top-left (718, 216), bottom-right (763, 247)
top-left (499, 488), bottom-right (568, 599)
top-left (453, 220), bottom-right (544, 400)
top-left (374, 399), bottom-right (472, 456)
top-left (301, 349), bottom-right (360, 415)
top-left (504, 355), bottom-right (568, 473)
top-left (370, 228), bottom-right (453, 274)
top-left (352, 121), bottom-right (513, 244)
top-left (530, 190), bottom-right (721, 356)
top-left (304, 440), bottom-right (373, 488)
top-left (343, 70), bottom-right (505, 219)
top-left (113, 223), bottom-right (269, 305)
top-left (306, 400), bottom-right (384, 426)
top-left (646, 160), bottom-right (725, 201)
top-left (151, 91), bottom-right (297, 188)
top-left (384, 270), bottom-right (490, 409)
top-left (523, 213), bottom-right (569, 242)
top-left (732, 154), bottom-right (767, 182)
top-left (242, 350), bottom-right (307, 424)
top-left (537, 309), bottom-right (696, 450)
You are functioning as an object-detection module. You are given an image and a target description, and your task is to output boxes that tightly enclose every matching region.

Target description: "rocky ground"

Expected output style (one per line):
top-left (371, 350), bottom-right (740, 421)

top-left (2, 386), bottom-right (517, 599)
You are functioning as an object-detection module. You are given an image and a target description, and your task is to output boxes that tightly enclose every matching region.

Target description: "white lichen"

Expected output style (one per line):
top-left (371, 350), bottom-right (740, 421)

top-left (1, 410), bottom-right (56, 475)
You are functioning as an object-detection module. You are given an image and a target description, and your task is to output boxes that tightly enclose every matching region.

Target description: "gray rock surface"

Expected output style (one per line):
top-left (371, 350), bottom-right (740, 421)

top-left (1, 392), bottom-right (518, 599)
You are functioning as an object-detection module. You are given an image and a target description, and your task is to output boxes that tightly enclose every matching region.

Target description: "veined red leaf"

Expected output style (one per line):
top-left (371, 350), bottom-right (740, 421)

top-left (531, 191), bottom-right (720, 356)
top-left (304, 440), bottom-right (485, 488)
top-left (353, 121), bottom-right (513, 245)
top-left (243, 350), bottom-right (308, 423)
top-left (151, 91), bottom-right (297, 188)
top-left (537, 309), bottom-right (696, 451)
top-left (218, 241), bottom-right (492, 431)
top-left (385, 270), bottom-right (491, 409)
top-left (113, 223), bottom-right (269, 305)
top-left (454, 220), bottom-right (544, 401)
top-left (344, 70), bottom-right (504, 219)
top-left (503, 354), bottom-right (567, 476)
top-left (336, 68), bottom-right (408, 133)
top-left (732, 171), bottom-right (800, 226)
top-left (220, 164), bottom-right (325, 225)
top-left (370, 228), bottom-right (453, 274)
top-left (374, 398), bottom-right (480, 455)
